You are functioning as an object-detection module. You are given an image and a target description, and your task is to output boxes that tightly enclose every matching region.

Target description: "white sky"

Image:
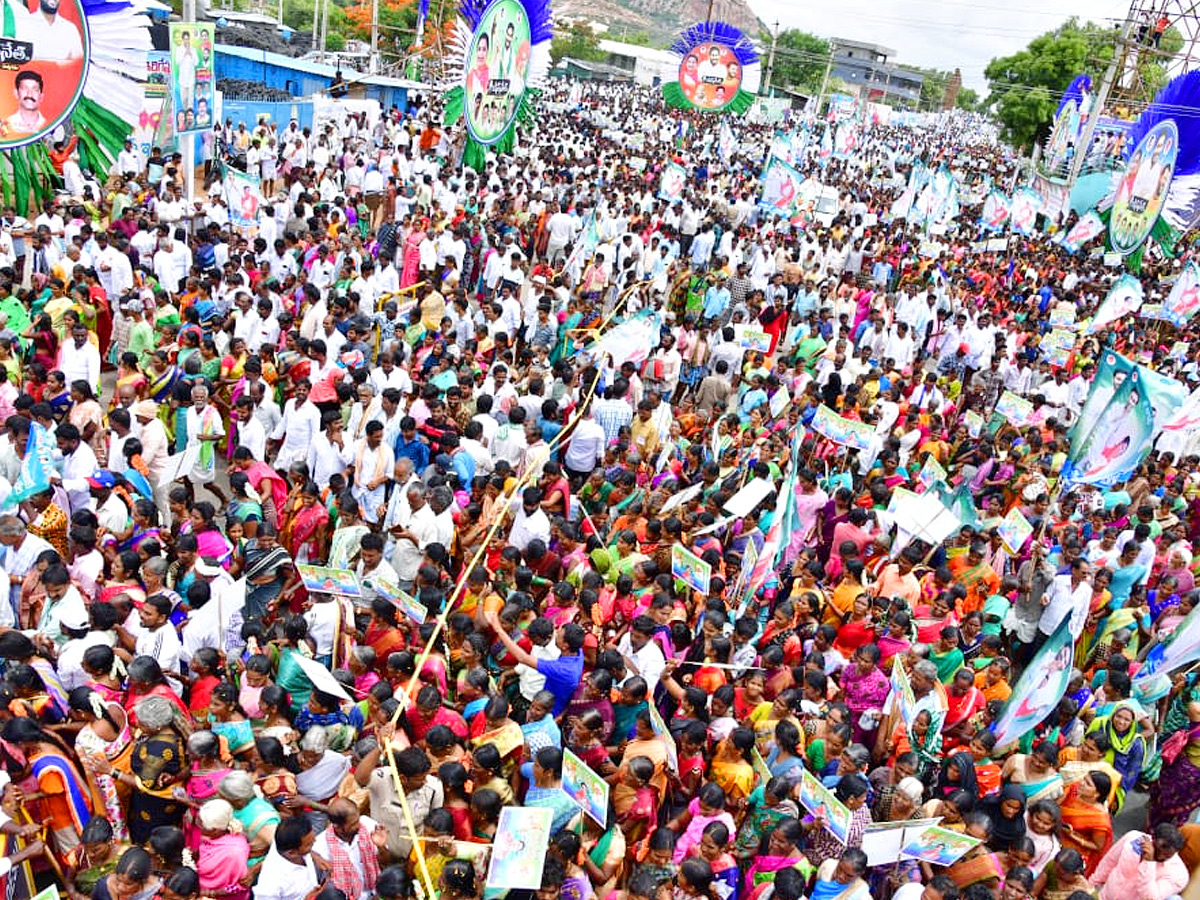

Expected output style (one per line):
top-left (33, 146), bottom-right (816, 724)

top-left (740, 0), bottom-right (1133, 92)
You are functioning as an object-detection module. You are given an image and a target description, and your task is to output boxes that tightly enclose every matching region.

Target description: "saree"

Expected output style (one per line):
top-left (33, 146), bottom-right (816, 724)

top-left (197, 832), bottom-right (251, 900)
top-left (1059, 781), bottom-right (1112, 875)
top-left (75, 714), bottom-right (133, 841)
top-left (276, 645), bottom-right (315, 710)
top-left (30, 749), bottom-right (92, 853)
top-left (283, 503), bottom-right (328, 564)
top-left (1150, 724), bottom-right (1200, 830)
top-left (129, 732), bottom-right (186, 842)
top-left (947, 847), bottom-right (1006, 888)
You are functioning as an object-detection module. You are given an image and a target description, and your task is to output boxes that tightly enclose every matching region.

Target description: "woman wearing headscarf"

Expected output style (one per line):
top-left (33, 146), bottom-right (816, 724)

top-left (1086, 699), bottom-right (1146, 809)
top-left (982, 784), bottom-right (1027, 852)
top-left (936, 751), bottom-right (978, 800)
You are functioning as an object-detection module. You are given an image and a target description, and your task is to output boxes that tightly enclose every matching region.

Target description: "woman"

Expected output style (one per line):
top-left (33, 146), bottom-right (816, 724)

top-left (187, 502), bottom-right (234, 566)
top-left (1087, 700), bottom-right (1145, 808)
top-left (65, 817), bottom-right (128, 900)
top-left (833, 594), bottom-right (877, 658)
top-left (24, 315), bottom-right (57, 373)
top-left (281, 481), bottom-right (328, 565)
top-left (99, 552), bottom-right (145, 607)
top-left (742, 818), bottom-right (814, 899)
top-left (803, 773), bottom-right (871, 867)
top-left (124, 695), bottom-right (189, 843)
top-left (983, 784), bottom-right (1028, 853)
top-left (226, 474), bottom-right (264, 538)
top-left (70, 687), bottom-right (133, 843)
top-left (117, 501), bottom-right (162, 556)
top-left (241, 523), bottom-right (293, 621)
top-left (195, 799), bottom-right (251, 900)
top-left (1151, 699), bottom-right (1200, 829)
top-left (937, 751), bottom-right (979, 801)
top-left (185, 731), bottom-right (235, 852)
top-left (401, 218), bottom-right (428, 288)
top-left (839, 643), bottom-right (889, 746)
top-left (1059, 771), bottom-right (1113, 875)
top-left (1025, 799), bottom-right (1062, 876)
top-left (90, 847), bottom-right (160, 900)
top-left (69, 379), bottom-right (106, 465)
top-left (273, 616), bottom-right (317, 711)
top-left (3, 716), bottom-right (92, 859)
top-left (113, 353), bottom-right (148, 407)
top-left (1001, 740), bottom-right (1064, 803)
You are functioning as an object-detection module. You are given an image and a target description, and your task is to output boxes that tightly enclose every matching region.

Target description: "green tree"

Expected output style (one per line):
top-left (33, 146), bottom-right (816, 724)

top-left (769, 29), bottom-right (829, 93)
top-left (550, 22), bottom-right (605, 65)
top-left (983, 17), bottom-right (1183, 151)
top-left (957, 87), bottom-right (980, 111)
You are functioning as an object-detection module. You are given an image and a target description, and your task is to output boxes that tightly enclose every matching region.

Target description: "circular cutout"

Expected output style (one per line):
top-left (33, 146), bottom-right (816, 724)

top-left (464, 0), bottom-right (532, 146)
top-left (0, 0), bottom-right (88, 149)
top-left (677, 41), bottom-right (742, 111)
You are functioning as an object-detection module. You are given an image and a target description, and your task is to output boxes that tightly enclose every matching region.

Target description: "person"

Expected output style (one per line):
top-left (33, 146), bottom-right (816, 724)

top-left (1092, 824), bottom-right (1188, 900)
top-left (252, 817), bottom-right (319, 900)
top-left (6, 70), bottom-right (46, 134)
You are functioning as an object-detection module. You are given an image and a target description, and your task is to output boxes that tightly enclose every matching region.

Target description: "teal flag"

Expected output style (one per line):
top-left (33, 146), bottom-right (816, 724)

top-left (991, 617), bottom-right (1074, 748)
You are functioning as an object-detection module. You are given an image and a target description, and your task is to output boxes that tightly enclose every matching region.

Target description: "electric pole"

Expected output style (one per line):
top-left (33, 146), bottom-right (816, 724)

top-left (815, 48), bottom-right (834, 113)
top-left (763, 20), bottom-right (778, 95)
top-left (1068, 16), bottom-right (1133, 188)
top-left (370, 0), bottom-right (379, 71)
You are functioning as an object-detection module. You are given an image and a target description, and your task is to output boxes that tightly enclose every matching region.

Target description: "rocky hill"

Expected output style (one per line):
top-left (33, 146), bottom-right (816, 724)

top-left (556, 0), bottom-right (763, 44)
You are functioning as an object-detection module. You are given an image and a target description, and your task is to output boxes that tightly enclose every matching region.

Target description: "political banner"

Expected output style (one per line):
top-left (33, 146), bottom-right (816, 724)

top-left (224, 164), bottom-right (261, 229)
top-left (486, 807), bottom-right (553, 890)
top-left (1134, 601), bottom-right (1200, 684)
top-left (1064, 366), bottom-right (1155, 487)
top-left (296, 565), bottom-right (362, 598)
top-left (561, 748), bottom-right (609, 827)
top-left (1061, 210), bottom-right (1105, 253)
top-left (798, 768), bottom-right (853, 845)
top-left (1087, 273), bottom-right (1145, 334)
top-left (891, 655), bottom-right (947, 739)
top-left (832, 123), bottom-right (858, 160)
top-left (899, 825), bottom-right (982, 865)
top-left (658, 161), bottom-right (687, 201)
top-left (759, 155), bottom-right (805, 218)
top-left (9, 422), bottom-right (53, 504)
top-left (994, 390), bottom-right (1034, 426)
top-left (1009, 187), bottom-right (1042, 235)
top-left (997, 507), bottom-right (1033, 555)
top-left (811, 404), bottom-right (875, 451)
top-left (168, 22), bottom-right (215, 133)
top-left (1163, 260), bottom-right (1200, 328)
top-left (990, 617), bottom-right (1075, 748)
top-left (671, 543), bottom-right (712, 594)
top-left (980, 191), bottom-right (1010, 232)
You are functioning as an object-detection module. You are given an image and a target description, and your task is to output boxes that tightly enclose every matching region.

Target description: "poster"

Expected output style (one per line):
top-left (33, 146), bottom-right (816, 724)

top-left (1048, 305), bottom-right (1077, 328)
top-left (168, 22), bottom-right (215, 133)
top-left (658, 161), bottom-right (687, 201)
top-left (561, 748), bottom-right (609, 827)
top-left (891, 656), bottom-right (946, 738)
top-left (671, 543), bottom-right (712, 594)
top-left (296, 565), bottom-right (362, 598)
top-left (224, 165), bottom-right (262, 229)
top-left (485, 807), bottom-right (553, 890)
top-left (677, 41), bottom-right (743, 111)
top-left (899, 825), bottom-right (982, 865)
top-left (132, 51), bottom-right (171, 164)
top-left (731, 322), bottom-right (772, 351)
top-left (1163, 260), bottom-right (1200, 327)
top-left (0, 0), bottom-right (86, 149)
top-left (759, 155), bottom-right (805, 218)
top-left (862, 819), bottom-right (944, 867)
top-left (811, 404), bottom-right (875, 451)
top-left (916, 456), bottom-right (947, 491)
top-left (997, 507), bottom-right (1033, 554)
top-left (370, 577), bottom-right (427, 624)
top-left (797, 768), bottom-right (852, 845)
top-left (994, 390), bottom-right (1034, 426)
top-left (1110, 119), bottom-right (1177, 255)
top-left (963, 410), bottom-right (984, 439)
top-left (980, 192), bottom-right (1009, 231)
top-left (1009, 187), bottom-right (1042, 235)
top-left (647, 701), bottom-right (679, 771)
top-left (463, 0), bottom-right (532, 145)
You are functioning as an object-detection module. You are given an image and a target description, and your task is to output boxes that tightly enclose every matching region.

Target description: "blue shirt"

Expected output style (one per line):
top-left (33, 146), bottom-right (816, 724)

top-left (536, 652), bottom-right (585, 715)
top-left (704, 285), bottom-right (731, 319)
top-left (395, 434), bottom-right (430, 471)
top-left (450, 450), bottom-right (475, 486)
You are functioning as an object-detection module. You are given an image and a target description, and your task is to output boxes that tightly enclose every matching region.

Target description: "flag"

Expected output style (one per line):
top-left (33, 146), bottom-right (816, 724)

top-left (1009, 187), bottom-right (1042, 235)
top-left (719, 120), bottom-right (736, 162)
top-left (575, 310), bottom-right (661, 369)
top-left (1134, 602), bottom-right (1200, 685)
top-left (744, 427), bottom-right (803, 600)
top-left (10, 423), bottom-right (52, 504)
top-left (1163, 260), bottom-right (1200, 327)
top-left (1086, 274), bottom-right (1144, 333)
top-left (563, 211), bottom-right (599, 272)
top-left (1063, 366), bottom-right (1155, 487)
top-left (990, 617), bottom-right (1074, 748)
top-left (1061, 210), bottom-right (1105, 253)
top-left (981, 191), bottom-right (1010, 232)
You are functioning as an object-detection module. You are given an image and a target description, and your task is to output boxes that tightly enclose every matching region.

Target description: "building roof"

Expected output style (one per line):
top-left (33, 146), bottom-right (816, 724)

top-left (596, 39), bottom-right (674, 64)
top-left (830, 37), bottom-right (896, 58)
top-left (216, 42), bottom-right (343, 78)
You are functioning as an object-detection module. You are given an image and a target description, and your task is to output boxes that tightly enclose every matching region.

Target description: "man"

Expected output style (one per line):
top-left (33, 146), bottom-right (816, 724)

top-left (486, 612), bottom-right (586, 716)
top-left (233, 397), bottom-right (266, 463)
top-left (58, 323), bottom-right (100, 392)
top-left (271, 378), bottom-right (320, 470)
top-left (311, 798), bottom-right (387, 900)
top-left (508, 486), bottom-right (550, 553)
top-left (0, 516), bottom-right (51, 627)
top-left (28, 561), bottom-right (86, 650)
top-left (88, 470), bottom-right (129, 536)
top-left (306, 411), bottom-right (354, 489)
top-left (1039, 557), bottom-right (1093, 641)
top-left (117, 593), bottom-right (183, 689)
top-left (388, 483), bottom-right (437, 591)
top-left (186, 385), bottom-right (226, 504)
top-left (614, 615), bottom-right (667, 694)
top-left (562, 405), bottom-right (605, 484)
top-left (5, 71), bottom-right (45, 134)
top-left (253, 817), bottom-right (319, 900)
top-left (355, 745), bottom-right (443, 859)
top-left (1093, 823), bottom-right (1188, 900)
top-left (54, 422), bottom-right (97, 515)
top-left (133, 399), bottom-right (170, 518)
top-left (351, 420), bottom-right (393, 526)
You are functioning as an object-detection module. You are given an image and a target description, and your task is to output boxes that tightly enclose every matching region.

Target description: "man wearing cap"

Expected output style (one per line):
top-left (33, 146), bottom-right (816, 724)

top-left (88, 470), bottom-right (130, 536)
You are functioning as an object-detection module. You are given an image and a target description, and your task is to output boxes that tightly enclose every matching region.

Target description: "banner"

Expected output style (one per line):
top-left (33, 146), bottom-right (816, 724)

top-left (671, 543), bottom-right (711, 594)
top-left (168, 22), bottom-right (215, 133)
top-left (980, 191), bottom-right (1010, 232)
top-left (1064, 366), bottom-right (1155, 486)
top-left (486, 807), bottom-right (553, 890)
top-left (1009, 187), bottom-right (1042, 235)
top-left (759, 155), bottom-right (804, 218)
top-left (990, 617), bottom-right (1074, 748)
top-left (1163, 261), bottom-right (1200, 327)
top-left (811, 404), bottom-right (875, 451)
top-left (832, 123), bottom-right (857, 160)
top-left (224, 165), bottom-right (262, 229)
top-left (1086, 274), bottom-right (1145, 334)
top-left (1061, 210), bottom-right (1105, 253)
top-left (10, 422), bottom-right (53, 504)
top-left (561, 748), bottom-right (609, 827)
top-left (658, 161), bottom-right (687, 201)
top-left (1134, 602), bottom-right (1200, 684)
top-left (994, 390), bottom-right (1034, 426)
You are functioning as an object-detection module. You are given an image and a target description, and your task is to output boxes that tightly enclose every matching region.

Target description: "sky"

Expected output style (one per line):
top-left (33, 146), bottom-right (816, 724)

top-left (742, 0), bottom-right (1133, 92)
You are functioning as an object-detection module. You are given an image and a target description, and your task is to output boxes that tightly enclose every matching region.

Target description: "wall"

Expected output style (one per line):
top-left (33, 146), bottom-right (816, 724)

top-left (221, 98), bottom-right (314, 130)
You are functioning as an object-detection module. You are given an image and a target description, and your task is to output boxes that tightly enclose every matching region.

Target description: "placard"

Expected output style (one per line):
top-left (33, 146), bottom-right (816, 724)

top-left (671, 543), bottom-right (712, 594)
top-left (370, 577), bottom-right (427, 624)
top-left (723, 478), bottom-right (774, 518)
top-left (899, 824), bottom-right (982, 865)
top-left (994, 390), bottom-right (1034, 426)
top-left (561, 747), bottom-right (609, 827)
top-left (797, 768), bottom-right (852, 846)
top-left (297, 565), bottom-right (363, 598)
top-left (997, 507), bottom-right (1033, 555)
top-left (485, 807), bottom-right (553, 890)
top-left (811, 404), bottom-right (875, 451)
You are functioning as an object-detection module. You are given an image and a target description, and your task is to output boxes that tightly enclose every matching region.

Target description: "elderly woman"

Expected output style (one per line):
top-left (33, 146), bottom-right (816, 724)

top-left (196, 799), bottom-right (251, 900)
top-left (293, 726), bottom-right (351, 823)
top-left (122, 695), bottom-right (188, 843)
top-left (217, 770), bottom-right (279, 877)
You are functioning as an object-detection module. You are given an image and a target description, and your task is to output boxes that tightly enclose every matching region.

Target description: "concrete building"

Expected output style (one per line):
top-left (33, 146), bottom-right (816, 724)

top-left (829, 37), bottom-right (924, 106)
top-left (596, 39), bottom-right (676, 86)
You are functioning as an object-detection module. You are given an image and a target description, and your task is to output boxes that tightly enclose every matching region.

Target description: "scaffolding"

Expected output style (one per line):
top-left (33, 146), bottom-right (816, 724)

top-left (1109, 0), bottom-right (1200, 106)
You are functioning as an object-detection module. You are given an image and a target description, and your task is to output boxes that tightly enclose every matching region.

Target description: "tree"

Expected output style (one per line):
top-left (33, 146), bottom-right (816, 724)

top-left (957, 87), bottom-right (980, 111)
top-left (342, 0), bottom-right (417, 58)
top-left (550, 22), bottom-right (605, 65)
top-left (983, 17), bottom-right (1183, 151)
top-left (769, 29), bottom-right (829, 93)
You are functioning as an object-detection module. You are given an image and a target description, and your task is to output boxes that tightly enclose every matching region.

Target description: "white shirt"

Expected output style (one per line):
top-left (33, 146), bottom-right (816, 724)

top-left (272, 399), bottom-right (321, 469)
top-left (311, 816), bottom-right (380, 900)
top-left (1039, 572), bottom-right (1093, 638)
top-left (253, 847), bottom-right (318, 900)
top-left (507, 503), bottom-right (550, 552)
top-left (136, 622), bottom-right (183, 679)
top-left (390, 502), bottom-right (438, 581)
top-left (306, 433), bottom-right (354, 489)
top-left (58, 339), bottom-right (100, 389)
top-left (304, 598), bottom-right (342, 657)
top-left (616, 632), bottom-right (666, 693)
top-left (238, 416), bottom-right (267, 462)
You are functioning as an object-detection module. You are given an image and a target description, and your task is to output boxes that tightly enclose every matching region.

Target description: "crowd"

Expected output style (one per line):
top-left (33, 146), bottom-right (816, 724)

top-left (0, 76), bottom-right (1199, 900)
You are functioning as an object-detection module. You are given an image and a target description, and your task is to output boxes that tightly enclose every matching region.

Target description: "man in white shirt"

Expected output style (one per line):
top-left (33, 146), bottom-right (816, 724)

top-left (306, 413), bottom-right (355, 489)
top-left (253, 818), bottom-right (319, 900)
top-left (127, 594), bottom-right (183, 688)
top-left (58, 323), bottom-right (100, 391)
top-left (388, 483), bottom-right (438, 590)
top-left (563, 406), bottom-right (606, 481)
top-left (233, 398), bottom-right (267, 462)
top-left (271, 380), bottom-right (321, 470)
top-left (55, 422), bottom-right (98, 515)
top-left (1039, 558), bottom-right (1093, 641)
top-left (508, 487), bottom-right (551, 552)
top-left (615, 615), bottom-right (667, 693)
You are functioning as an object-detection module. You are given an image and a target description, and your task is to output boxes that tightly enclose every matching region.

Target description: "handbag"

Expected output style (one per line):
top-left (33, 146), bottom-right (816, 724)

top-left (1161, 722), bottom-right (1200, 764)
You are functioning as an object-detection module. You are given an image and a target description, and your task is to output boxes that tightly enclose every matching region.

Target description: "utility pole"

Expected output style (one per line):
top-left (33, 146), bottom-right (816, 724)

top-left (704, 0), bottom-right (713, 23)
top-left (1068, 15), bottom-right (1133, 188)
top-left (815, 47), bottom-right (834, 114)
top-left (311, 0), bottom-right (320, 50)
top-left (370, 0), bottom-right (379, 71)
top-left (321, 0), bottom-right (330, 59)
top-left (763, 20), bottom-right (778, 95)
